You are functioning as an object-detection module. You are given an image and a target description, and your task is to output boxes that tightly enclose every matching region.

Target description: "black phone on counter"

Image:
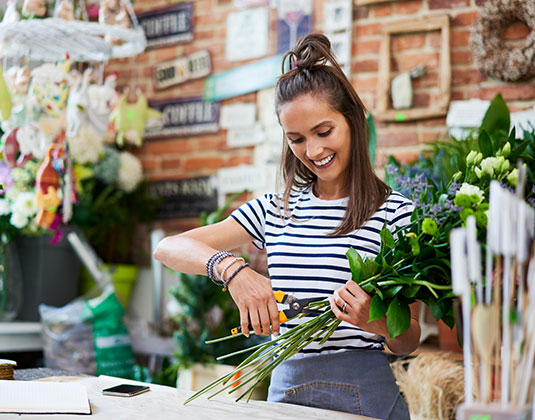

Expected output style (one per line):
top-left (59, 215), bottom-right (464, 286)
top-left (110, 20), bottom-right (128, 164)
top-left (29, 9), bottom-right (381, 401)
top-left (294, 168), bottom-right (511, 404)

top-left (102, 384), bottom-right (150, 397)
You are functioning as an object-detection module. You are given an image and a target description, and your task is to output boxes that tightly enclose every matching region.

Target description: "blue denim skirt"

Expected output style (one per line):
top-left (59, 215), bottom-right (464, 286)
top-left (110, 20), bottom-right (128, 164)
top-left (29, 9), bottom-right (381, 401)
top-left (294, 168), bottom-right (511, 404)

top-left (267, 349), bottom-right (409, 419)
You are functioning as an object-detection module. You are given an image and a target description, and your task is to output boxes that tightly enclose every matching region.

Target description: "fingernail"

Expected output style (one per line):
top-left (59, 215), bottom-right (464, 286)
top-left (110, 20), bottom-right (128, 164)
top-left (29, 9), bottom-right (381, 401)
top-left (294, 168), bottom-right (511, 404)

top-left (273, 331), bottom-right (279, 337)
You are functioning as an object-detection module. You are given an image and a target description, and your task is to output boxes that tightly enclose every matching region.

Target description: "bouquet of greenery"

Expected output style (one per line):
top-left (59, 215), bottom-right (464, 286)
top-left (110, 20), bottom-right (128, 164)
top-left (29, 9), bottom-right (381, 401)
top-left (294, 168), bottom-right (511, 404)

top-left (185, 94), bottom-right (535, 404)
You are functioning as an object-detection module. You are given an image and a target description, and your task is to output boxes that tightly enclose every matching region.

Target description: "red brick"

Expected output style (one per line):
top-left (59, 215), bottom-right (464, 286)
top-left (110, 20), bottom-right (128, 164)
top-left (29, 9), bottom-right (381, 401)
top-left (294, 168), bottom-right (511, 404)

top-left (429, 0), bottom-right (469, 9)
top-left (185, 157), bottom-right (225, 171)
top-left (392, 34), bottom-right (426, 52)
top-left (162, 158), bottom-right (184, 170)
top-left (452, 89), bottom-right (466, 100)
top-left (398, 52), bottom-right (439, 72)
top-left (377, 131), bottom-right (418, 148)
top-left (475, 0), bottom-right (487, 5)
top-left (372, 4), bottom-right (392, 17)
top-left (355, 6), bottom-right (370, 19)
top-left (154, 47), bottom-right (179, 62)
top-left (412, 71), bottom-right (438, 88)
top-left (452, 30), bottom-right (471, 47)
top-left (353, 40), bottom-right (381, 55)
top-left (353, 77), bottom-right (378, 93)
top-left (413, 93), bottom-right (431, 108)
top-left (470, 85), bottom-right (535, 101)
top-left (141, 139), bottom-right (195, 155)
top-left (226, 155), bottom-right (253, 166)
top-left (453, 69), bottom-right (486, 85)
top-left (452, 11), bottom-right (478, 26)
top-left (430, 32), bottom-right (442, 49)
top-left (197, 137), bottom-right (225, 151)
top-left (352, 59), bottom-right (379, 73)
top-left (134, 52), bottom-right (150, 63)
top-left (452, 50), bottom-right (473, 65)
top-left (355, 23), bottom-right (380, 37)
top-left (504, 23), bottom-right (530, 41)
top-left (140, 157), bottom-right (159, 171)
top-left (419, 130), bottom-right (445, 144)
top-left (396, 0), bottom-right (423, 14)
top-left (421, 117), bottom-right (447, 126)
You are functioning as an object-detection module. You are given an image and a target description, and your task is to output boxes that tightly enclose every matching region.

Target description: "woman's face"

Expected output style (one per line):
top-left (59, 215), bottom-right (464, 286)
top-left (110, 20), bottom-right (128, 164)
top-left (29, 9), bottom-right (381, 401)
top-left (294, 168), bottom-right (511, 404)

top-left (279, 93), bottom-right (352, 197)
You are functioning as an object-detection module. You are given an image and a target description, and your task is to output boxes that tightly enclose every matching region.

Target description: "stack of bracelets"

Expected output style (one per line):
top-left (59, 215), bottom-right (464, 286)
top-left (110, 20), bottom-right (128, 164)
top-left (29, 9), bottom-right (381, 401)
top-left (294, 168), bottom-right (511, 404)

top-left (206, 251), bottom-right (249, 291)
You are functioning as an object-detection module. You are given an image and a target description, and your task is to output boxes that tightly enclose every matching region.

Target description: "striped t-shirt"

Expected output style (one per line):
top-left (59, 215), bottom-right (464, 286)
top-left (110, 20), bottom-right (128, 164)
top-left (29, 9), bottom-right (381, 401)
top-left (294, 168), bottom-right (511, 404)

top-left (230, 187), bottom-right (414, 357)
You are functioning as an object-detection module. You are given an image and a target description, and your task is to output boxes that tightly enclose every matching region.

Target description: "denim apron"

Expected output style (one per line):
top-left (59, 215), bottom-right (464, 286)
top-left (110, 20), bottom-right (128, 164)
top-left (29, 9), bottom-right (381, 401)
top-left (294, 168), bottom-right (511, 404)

top-left (267, 349), bottom-right (410, 419)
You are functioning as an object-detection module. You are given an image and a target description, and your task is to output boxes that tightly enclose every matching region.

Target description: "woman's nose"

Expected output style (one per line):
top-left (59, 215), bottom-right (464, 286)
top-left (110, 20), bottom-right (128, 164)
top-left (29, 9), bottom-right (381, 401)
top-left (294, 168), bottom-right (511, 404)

top-left (306, 139), bottom-right (323, 159)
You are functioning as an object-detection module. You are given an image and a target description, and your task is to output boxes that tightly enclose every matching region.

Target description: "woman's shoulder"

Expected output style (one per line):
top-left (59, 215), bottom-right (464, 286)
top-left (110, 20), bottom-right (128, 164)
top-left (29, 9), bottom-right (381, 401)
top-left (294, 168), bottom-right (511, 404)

top-left (384, 190), bottom-right (412, 209)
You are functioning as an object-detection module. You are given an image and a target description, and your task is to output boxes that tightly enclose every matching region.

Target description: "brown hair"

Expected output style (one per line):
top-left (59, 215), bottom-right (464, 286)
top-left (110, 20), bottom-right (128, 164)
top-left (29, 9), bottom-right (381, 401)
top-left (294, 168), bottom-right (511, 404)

top-left (275, 33), bottom-right (390, 236)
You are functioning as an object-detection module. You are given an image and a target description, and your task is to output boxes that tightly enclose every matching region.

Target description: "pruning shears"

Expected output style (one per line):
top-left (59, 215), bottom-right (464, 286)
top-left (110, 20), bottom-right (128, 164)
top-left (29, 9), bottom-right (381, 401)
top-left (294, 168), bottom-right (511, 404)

top-left (231, 290), bottom-right (326, 335)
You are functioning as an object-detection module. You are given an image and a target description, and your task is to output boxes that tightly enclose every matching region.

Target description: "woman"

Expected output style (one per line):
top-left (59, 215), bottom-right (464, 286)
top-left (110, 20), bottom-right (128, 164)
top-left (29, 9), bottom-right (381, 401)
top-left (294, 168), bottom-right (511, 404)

top-left (154, 34), bottom-right (419, 419)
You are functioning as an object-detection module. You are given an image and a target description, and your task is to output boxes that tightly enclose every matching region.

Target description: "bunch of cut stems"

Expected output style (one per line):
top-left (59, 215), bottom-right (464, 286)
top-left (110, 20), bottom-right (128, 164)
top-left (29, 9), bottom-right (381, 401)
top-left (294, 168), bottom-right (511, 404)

top-left (184, 300), bottom-right (338, 404)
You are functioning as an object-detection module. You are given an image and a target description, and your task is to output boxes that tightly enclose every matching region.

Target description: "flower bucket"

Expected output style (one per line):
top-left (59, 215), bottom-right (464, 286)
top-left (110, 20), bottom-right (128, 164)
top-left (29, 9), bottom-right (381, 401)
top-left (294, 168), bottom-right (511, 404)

top-left (79, 263), bottom-right (138, 309)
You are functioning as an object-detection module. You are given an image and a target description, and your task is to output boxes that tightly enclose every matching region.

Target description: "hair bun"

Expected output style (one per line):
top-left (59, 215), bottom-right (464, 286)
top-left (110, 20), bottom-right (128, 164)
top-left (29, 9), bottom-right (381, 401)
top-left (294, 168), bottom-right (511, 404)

top-left (294, 33), bottom-right (333, 69)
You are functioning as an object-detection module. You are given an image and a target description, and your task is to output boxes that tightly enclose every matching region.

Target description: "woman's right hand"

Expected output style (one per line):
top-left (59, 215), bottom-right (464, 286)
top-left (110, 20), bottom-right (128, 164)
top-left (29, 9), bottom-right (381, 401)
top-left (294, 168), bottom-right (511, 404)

top-left (226, 264), bottom-right (280, 337)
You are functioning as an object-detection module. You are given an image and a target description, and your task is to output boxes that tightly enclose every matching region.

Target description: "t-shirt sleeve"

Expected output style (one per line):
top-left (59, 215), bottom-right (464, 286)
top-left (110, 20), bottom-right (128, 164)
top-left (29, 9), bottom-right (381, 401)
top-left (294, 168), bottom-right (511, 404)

top-left (230, 194), bottom-right (271, 250)
top-left (387, 192), bottom-right (414, 234)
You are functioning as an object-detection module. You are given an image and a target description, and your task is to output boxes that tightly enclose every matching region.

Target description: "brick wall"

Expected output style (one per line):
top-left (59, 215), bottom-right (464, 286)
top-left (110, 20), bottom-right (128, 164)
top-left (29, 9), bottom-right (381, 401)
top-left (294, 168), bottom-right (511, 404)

top-left (106, 0), bottom-right (534, 236)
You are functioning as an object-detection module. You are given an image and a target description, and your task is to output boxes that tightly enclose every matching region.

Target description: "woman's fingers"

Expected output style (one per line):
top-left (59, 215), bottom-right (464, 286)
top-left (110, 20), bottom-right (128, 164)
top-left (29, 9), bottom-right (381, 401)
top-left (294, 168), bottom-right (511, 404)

top-left (239, 306), bottom-right (251, 337)
top-left (268, 297), bottom-right (280, 336)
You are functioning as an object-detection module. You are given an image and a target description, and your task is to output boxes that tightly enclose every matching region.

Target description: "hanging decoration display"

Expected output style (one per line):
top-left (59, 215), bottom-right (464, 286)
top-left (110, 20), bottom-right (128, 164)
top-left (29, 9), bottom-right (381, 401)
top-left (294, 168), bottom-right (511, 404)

top-left (276, 0), bottom-right (313, 54)
top-left (471, 0), bottom-right (535, 82)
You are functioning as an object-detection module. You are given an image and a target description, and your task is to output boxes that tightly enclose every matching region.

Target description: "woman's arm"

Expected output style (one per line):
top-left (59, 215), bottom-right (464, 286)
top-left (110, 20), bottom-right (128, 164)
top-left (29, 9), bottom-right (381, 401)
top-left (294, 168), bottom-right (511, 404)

top-left (331, 280), bottom-right (421, 355)
top-left (154, 217), bottom-right (280, 337)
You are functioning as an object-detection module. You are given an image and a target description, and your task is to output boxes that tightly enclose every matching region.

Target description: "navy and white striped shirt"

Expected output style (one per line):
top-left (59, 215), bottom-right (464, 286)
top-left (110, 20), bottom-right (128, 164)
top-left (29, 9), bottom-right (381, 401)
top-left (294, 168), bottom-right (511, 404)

top-left (230, 187), bottom-right (413, 357)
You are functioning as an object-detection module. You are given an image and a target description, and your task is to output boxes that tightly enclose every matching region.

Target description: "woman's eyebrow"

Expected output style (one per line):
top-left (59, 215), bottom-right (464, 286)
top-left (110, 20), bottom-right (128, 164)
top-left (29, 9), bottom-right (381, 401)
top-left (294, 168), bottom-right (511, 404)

top-left (285, 120), bottom-right (333, 136)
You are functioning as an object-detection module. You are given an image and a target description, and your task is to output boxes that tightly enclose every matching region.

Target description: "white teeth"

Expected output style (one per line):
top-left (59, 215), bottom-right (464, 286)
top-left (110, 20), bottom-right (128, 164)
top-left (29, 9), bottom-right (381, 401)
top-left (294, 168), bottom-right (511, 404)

top-left (314, 154), bottom-right (335, 167)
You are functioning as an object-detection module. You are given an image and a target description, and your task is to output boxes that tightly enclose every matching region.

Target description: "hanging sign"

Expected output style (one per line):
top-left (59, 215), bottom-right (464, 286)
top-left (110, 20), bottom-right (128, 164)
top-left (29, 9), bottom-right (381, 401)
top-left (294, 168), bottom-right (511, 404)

top-left (276, 0), bottom-right (313, 54)
top-left (144, 97), bottom-right (220, 139)
top-left (204, 55), bottom-right (283, 102)
top-left (154, 50), bottom-right (212, 90)
top-left (226, 7), bottom-right (269, 62)
top-left (137, 3), bottom-right (194, 48)
top-left (216, 165), bottom-right (267, 195)
top-left (148, 176), bottom-right (218, 219)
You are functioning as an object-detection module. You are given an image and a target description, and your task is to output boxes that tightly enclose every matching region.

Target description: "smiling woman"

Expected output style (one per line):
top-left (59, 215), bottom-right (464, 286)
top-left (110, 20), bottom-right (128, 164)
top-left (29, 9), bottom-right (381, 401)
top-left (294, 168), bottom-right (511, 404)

top-left (154, 33), bottom-right (418, 419)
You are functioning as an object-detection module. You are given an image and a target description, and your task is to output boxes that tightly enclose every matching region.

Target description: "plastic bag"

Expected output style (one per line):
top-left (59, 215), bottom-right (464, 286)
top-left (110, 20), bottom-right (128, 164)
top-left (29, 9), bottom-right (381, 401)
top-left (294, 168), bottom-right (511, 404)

top-left (39, 285), bottom-right (135, 378)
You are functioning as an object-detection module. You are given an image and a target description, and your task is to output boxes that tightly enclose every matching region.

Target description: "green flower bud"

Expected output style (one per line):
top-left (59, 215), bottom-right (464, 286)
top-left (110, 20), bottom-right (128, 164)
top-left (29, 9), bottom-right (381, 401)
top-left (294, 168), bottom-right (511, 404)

top-left (501, 159), bottom-right (510, 173)
top-left (507, 168), bottom-right (519, 186)
top-left (502, 142), bottom-right (511, 157)
top-left (460, 208), bottom-right (474, 222)
top-left (475, 210), bottom-right (488, 228)
top-left (475, 167), bottom-right (482, 178)
top-left (475, 152), bottom-right (483, 165)
top-left (453, 171), bottom-right (462, 180)
top-left (466, 150), bottom-right (477, 166)
top-left (454, 194), bottom-right (473, 208)
top-left (422, 218), bottom-right (438, 236)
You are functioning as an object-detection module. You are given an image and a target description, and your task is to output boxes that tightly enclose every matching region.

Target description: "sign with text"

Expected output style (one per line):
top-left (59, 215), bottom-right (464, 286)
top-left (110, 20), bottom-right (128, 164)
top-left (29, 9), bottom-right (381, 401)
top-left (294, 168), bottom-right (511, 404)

top-left (154, 50), bottom-right (211, 90)
top-left (276, 0), bottom-right (313, 54)
top-left (148, 177), bottom-right (218, 219)
top-left (144, 97), bottom-right (220, 139)
top-left (216, 165), bottom-right (267, 195)
top-left (204, 55), bottom-right (284, 102)
top-left (137, 3), bottom-right (194, 48)
top-left (226, 7), bottom-right (269, 62)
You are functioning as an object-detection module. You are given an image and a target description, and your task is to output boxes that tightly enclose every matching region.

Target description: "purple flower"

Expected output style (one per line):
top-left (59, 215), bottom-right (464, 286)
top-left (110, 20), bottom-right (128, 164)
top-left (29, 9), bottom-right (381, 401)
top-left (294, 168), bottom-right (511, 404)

top-left (0, 163), bottom-right (13, 191)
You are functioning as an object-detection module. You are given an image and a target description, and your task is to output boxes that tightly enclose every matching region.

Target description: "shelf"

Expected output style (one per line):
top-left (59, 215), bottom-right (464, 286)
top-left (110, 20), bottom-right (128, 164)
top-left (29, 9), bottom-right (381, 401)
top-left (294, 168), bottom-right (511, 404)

top-left (0, 322), bottom-right (43, 352)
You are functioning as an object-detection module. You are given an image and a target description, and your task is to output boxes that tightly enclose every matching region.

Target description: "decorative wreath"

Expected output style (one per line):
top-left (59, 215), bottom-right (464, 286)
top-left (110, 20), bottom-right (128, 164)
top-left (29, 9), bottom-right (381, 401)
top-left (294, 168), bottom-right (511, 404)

top-left (471, 0), bottom-right (535, 82)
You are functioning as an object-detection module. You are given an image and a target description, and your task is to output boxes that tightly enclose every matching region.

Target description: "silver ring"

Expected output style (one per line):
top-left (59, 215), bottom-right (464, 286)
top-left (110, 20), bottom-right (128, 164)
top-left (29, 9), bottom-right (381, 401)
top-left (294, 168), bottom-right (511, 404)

top-left (342, 302), bottom-right (347, 312)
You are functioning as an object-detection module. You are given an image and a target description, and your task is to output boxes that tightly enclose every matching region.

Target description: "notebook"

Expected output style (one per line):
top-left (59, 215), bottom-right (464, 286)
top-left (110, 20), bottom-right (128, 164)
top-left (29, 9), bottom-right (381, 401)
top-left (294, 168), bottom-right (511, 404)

top-left (0, 380), bottom-right (91, 414)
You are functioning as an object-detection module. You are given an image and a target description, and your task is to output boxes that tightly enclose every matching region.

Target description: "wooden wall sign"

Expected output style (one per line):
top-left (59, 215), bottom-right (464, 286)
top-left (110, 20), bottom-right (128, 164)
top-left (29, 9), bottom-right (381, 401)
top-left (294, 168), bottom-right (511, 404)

top-left (144, 97), bottom-right (220, 139)
top-left (376, 15), bottom-right (451, 122)
top-left (148, 177), bottom-right (218, 219)
top-left (137, 3), bottom-right (194, 49)
top-left (154, 50), bottom-right (211, 90)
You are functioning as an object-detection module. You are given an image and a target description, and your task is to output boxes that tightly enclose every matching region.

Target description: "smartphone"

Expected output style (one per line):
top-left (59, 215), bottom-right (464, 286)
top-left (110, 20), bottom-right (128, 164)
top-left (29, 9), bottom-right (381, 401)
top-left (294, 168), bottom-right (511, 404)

top-left (102, 384), bottom-right (150, 397)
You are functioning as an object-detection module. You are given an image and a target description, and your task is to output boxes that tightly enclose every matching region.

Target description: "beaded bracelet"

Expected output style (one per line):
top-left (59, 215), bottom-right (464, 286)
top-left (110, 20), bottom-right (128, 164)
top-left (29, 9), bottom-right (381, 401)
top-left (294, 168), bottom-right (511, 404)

top-left (218, 257), bottom-right (245, 283)
top-left (206, 251), bottom-right (235, 286)
top-left (222, 262), bottom-right (249, 291)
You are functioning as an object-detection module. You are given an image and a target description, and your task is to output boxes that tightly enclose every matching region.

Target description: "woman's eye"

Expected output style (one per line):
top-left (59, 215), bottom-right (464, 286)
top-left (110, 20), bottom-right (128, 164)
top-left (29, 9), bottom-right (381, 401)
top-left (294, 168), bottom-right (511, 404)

top-left (318, 128), bottom-right (332, 137)
top-left (289, 137), bottom-right (304, 144)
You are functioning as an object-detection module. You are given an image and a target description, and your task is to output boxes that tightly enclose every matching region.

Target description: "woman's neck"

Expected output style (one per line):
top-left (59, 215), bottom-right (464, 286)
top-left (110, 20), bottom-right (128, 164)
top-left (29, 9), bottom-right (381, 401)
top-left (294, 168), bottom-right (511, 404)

top-left (312, 183), bottom-right (348, 201)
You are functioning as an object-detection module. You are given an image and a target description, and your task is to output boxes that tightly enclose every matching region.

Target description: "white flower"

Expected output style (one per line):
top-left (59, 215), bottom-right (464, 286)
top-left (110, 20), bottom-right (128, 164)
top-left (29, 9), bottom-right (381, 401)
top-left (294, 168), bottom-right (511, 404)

top-left (117, 151), bottom-right (143, 193)
top-left (457, 183), bottom-right (484, 205)
top-left (166, 298), bottom-right (182, 318)
top-left (0, 199), bottom-right (10, 215)
top-left (480, 157), bottom-right (498, 176)
top-left (10, 211), bottom-right (28, 229)
top-left (11, 167), bottom-right (31, 186)
top-left (13, 191), bottom-right (37, 217)
top-left (67, 123), bottom-right (105, 164)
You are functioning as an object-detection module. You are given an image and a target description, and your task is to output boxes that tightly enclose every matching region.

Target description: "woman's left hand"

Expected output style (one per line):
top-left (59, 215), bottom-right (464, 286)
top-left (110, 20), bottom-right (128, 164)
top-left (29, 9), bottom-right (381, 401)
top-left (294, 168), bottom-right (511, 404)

top-left (330, 280), bottom-right (388, 337)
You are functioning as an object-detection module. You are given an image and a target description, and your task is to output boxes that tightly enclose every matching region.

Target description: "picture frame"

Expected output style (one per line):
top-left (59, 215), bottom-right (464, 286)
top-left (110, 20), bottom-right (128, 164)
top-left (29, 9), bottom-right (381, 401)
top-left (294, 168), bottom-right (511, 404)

top-left (376, 15), bottom-right (451, 122)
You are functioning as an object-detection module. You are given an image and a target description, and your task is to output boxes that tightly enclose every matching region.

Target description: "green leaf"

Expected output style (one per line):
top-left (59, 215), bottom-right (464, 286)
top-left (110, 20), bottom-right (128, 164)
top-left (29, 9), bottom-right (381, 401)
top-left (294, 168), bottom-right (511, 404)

top-left (361, 283), bottom-right (375, 294)
top-left (383, 285), bottom-right (403, 299)
top-left (346, 247), bottom-right (365, 283)
top-left (481, 93), bottom-right (510, 136)
top-left (478, 129), bottom-right (493, 157)
top-left (386, 297), bottom-right (411, 339)
top-left (400, 285), bottom-right (421, 298)
top-left (409, 236), bottom-right (420, 256)
top-left (380, 226), bottom-right (396, 249)
top-left (428, 297), bottom-right (449, 321)
top-left (369, 295), bottom-right (388, 322)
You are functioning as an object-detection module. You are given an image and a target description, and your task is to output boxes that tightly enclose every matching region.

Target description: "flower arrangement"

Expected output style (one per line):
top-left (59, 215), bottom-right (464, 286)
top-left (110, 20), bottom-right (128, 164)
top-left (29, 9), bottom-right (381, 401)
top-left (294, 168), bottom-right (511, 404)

top-left (185, 94), bottom-right (535, 404)
top-left (0, 56), bottom-right (160, 262)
